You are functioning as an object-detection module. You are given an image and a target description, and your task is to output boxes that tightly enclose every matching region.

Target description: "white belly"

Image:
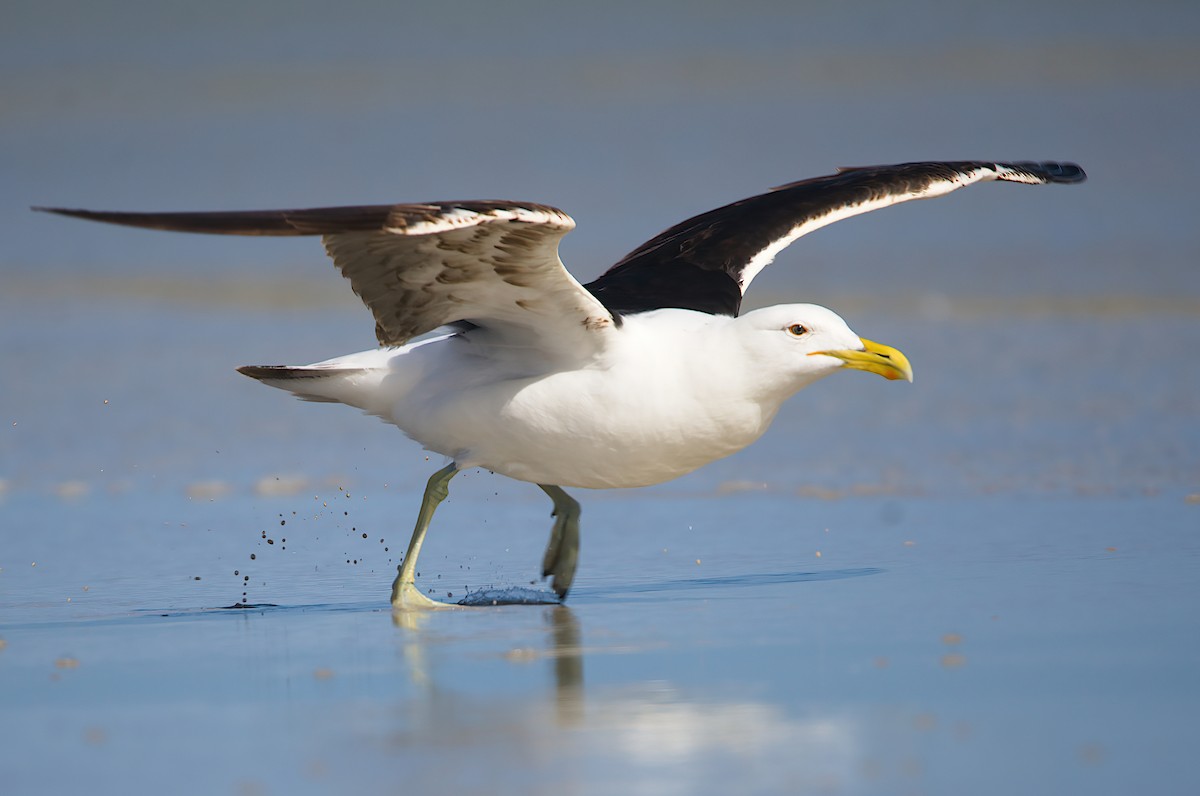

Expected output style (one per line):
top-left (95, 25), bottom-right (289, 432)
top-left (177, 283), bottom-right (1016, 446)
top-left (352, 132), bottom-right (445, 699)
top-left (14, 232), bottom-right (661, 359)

top-left (383, 324), bottom-right (780, 488)
top-left (486, 376), bottom-right (773, 488)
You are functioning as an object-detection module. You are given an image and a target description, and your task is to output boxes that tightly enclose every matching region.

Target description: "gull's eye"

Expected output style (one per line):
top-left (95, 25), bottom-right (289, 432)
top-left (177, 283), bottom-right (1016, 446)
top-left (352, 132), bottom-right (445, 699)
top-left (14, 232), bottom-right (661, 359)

top-left (786, 323), bottom-right (808, 337)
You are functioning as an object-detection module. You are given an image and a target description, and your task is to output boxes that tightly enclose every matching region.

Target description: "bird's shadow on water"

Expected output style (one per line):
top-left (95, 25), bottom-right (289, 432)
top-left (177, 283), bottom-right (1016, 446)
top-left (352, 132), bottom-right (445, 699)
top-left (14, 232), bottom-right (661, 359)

top-left (163, 568), bottom-right (886, 615)
top-left (140, 601), bottom-right (383, 621)
top-left (16, 567), bottom-right (886, 628)
top-left (573, 567), bottom-right (885, 602)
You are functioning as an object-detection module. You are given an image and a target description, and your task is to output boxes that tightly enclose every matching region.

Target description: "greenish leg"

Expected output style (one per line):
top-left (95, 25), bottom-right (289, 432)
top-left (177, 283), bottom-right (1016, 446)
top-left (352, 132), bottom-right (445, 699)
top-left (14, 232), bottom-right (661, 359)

top-left (391, 462), bottom-right (460, 609)
top-left (538, 484), bottom-right (581, 600)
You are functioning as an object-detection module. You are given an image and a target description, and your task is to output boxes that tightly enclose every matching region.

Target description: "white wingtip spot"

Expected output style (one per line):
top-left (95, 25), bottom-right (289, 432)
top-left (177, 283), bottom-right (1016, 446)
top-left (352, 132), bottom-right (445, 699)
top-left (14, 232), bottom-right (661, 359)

top-left (990, 164), bottom-right (1049, 185)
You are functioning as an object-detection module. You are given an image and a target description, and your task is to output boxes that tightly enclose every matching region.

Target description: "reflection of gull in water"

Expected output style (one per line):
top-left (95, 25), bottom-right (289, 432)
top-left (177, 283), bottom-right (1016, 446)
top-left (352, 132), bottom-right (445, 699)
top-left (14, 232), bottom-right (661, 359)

top-left (392, 604), bottom-right (584, 720)
top-left (585, 688), bottom-right (859, 795)
top-left (39, 162), bottom-right (1083, 606)
top-left (384, 607), bottom-right (864, 793)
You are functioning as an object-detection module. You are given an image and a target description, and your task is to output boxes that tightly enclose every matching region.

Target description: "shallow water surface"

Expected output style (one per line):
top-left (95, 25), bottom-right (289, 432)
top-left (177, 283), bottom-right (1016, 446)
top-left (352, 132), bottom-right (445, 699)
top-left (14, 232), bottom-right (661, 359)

top-left (4, 426), bottom-right (1199, 792)
top-left (4, 1), bottom-right (1200, 794)
top-left (3, 492), bottom-right (1198, 794)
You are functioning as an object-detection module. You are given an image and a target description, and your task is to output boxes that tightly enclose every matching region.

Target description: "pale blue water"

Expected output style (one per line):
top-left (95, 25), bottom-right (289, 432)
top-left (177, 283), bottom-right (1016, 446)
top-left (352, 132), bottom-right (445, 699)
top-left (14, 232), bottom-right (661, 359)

top-left (3, 1), bottom-right (1200, 794)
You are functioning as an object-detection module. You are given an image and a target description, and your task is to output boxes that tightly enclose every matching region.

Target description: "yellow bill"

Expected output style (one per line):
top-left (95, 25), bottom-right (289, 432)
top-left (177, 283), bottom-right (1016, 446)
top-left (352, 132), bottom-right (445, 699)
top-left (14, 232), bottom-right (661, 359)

top-left (812, 337), bottom-right (913, 382)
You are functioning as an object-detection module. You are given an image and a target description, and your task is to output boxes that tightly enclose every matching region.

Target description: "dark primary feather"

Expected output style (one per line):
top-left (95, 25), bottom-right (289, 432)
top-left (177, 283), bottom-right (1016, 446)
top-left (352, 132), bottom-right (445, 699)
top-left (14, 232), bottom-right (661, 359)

top-left (32, 201), bottom-right (558, 236)
top-left (584, 160), bottom-right (1085, 316)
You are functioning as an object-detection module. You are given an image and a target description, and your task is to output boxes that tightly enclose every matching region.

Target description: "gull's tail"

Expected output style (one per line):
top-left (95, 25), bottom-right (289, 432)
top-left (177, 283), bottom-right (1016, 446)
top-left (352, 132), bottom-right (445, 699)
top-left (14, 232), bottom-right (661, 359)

top-left (237, 364), bottom-right (382, 408)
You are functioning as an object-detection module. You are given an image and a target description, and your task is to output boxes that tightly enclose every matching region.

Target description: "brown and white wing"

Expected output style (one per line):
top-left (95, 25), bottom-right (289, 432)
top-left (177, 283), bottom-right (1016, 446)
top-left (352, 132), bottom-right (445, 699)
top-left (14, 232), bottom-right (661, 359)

top-left (584, 160), bottom-right (1086, 316)
top-left (35, 201), bottom-right (617, 359)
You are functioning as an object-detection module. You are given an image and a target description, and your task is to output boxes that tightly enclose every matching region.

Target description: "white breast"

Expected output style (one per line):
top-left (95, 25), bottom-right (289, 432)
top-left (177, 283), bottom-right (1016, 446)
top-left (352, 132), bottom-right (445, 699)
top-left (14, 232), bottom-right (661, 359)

top-left (382, 311), bottom-right (784, 488)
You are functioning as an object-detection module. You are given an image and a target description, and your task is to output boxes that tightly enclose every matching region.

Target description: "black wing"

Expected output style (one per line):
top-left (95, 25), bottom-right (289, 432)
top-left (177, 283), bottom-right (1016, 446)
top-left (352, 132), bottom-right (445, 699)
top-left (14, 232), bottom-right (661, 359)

top-left (583, 160), bottom-right (1086, 316)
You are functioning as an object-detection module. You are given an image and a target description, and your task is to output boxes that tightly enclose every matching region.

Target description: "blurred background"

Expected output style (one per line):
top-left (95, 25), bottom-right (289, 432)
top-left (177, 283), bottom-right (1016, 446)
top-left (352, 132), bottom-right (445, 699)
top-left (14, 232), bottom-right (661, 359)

top-left (4, 0), bottom-right (1198, 498)
top-left (7, 0), bottom-right (1196, 281)
top-left (2, 3), bottom-right (1199, 794)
